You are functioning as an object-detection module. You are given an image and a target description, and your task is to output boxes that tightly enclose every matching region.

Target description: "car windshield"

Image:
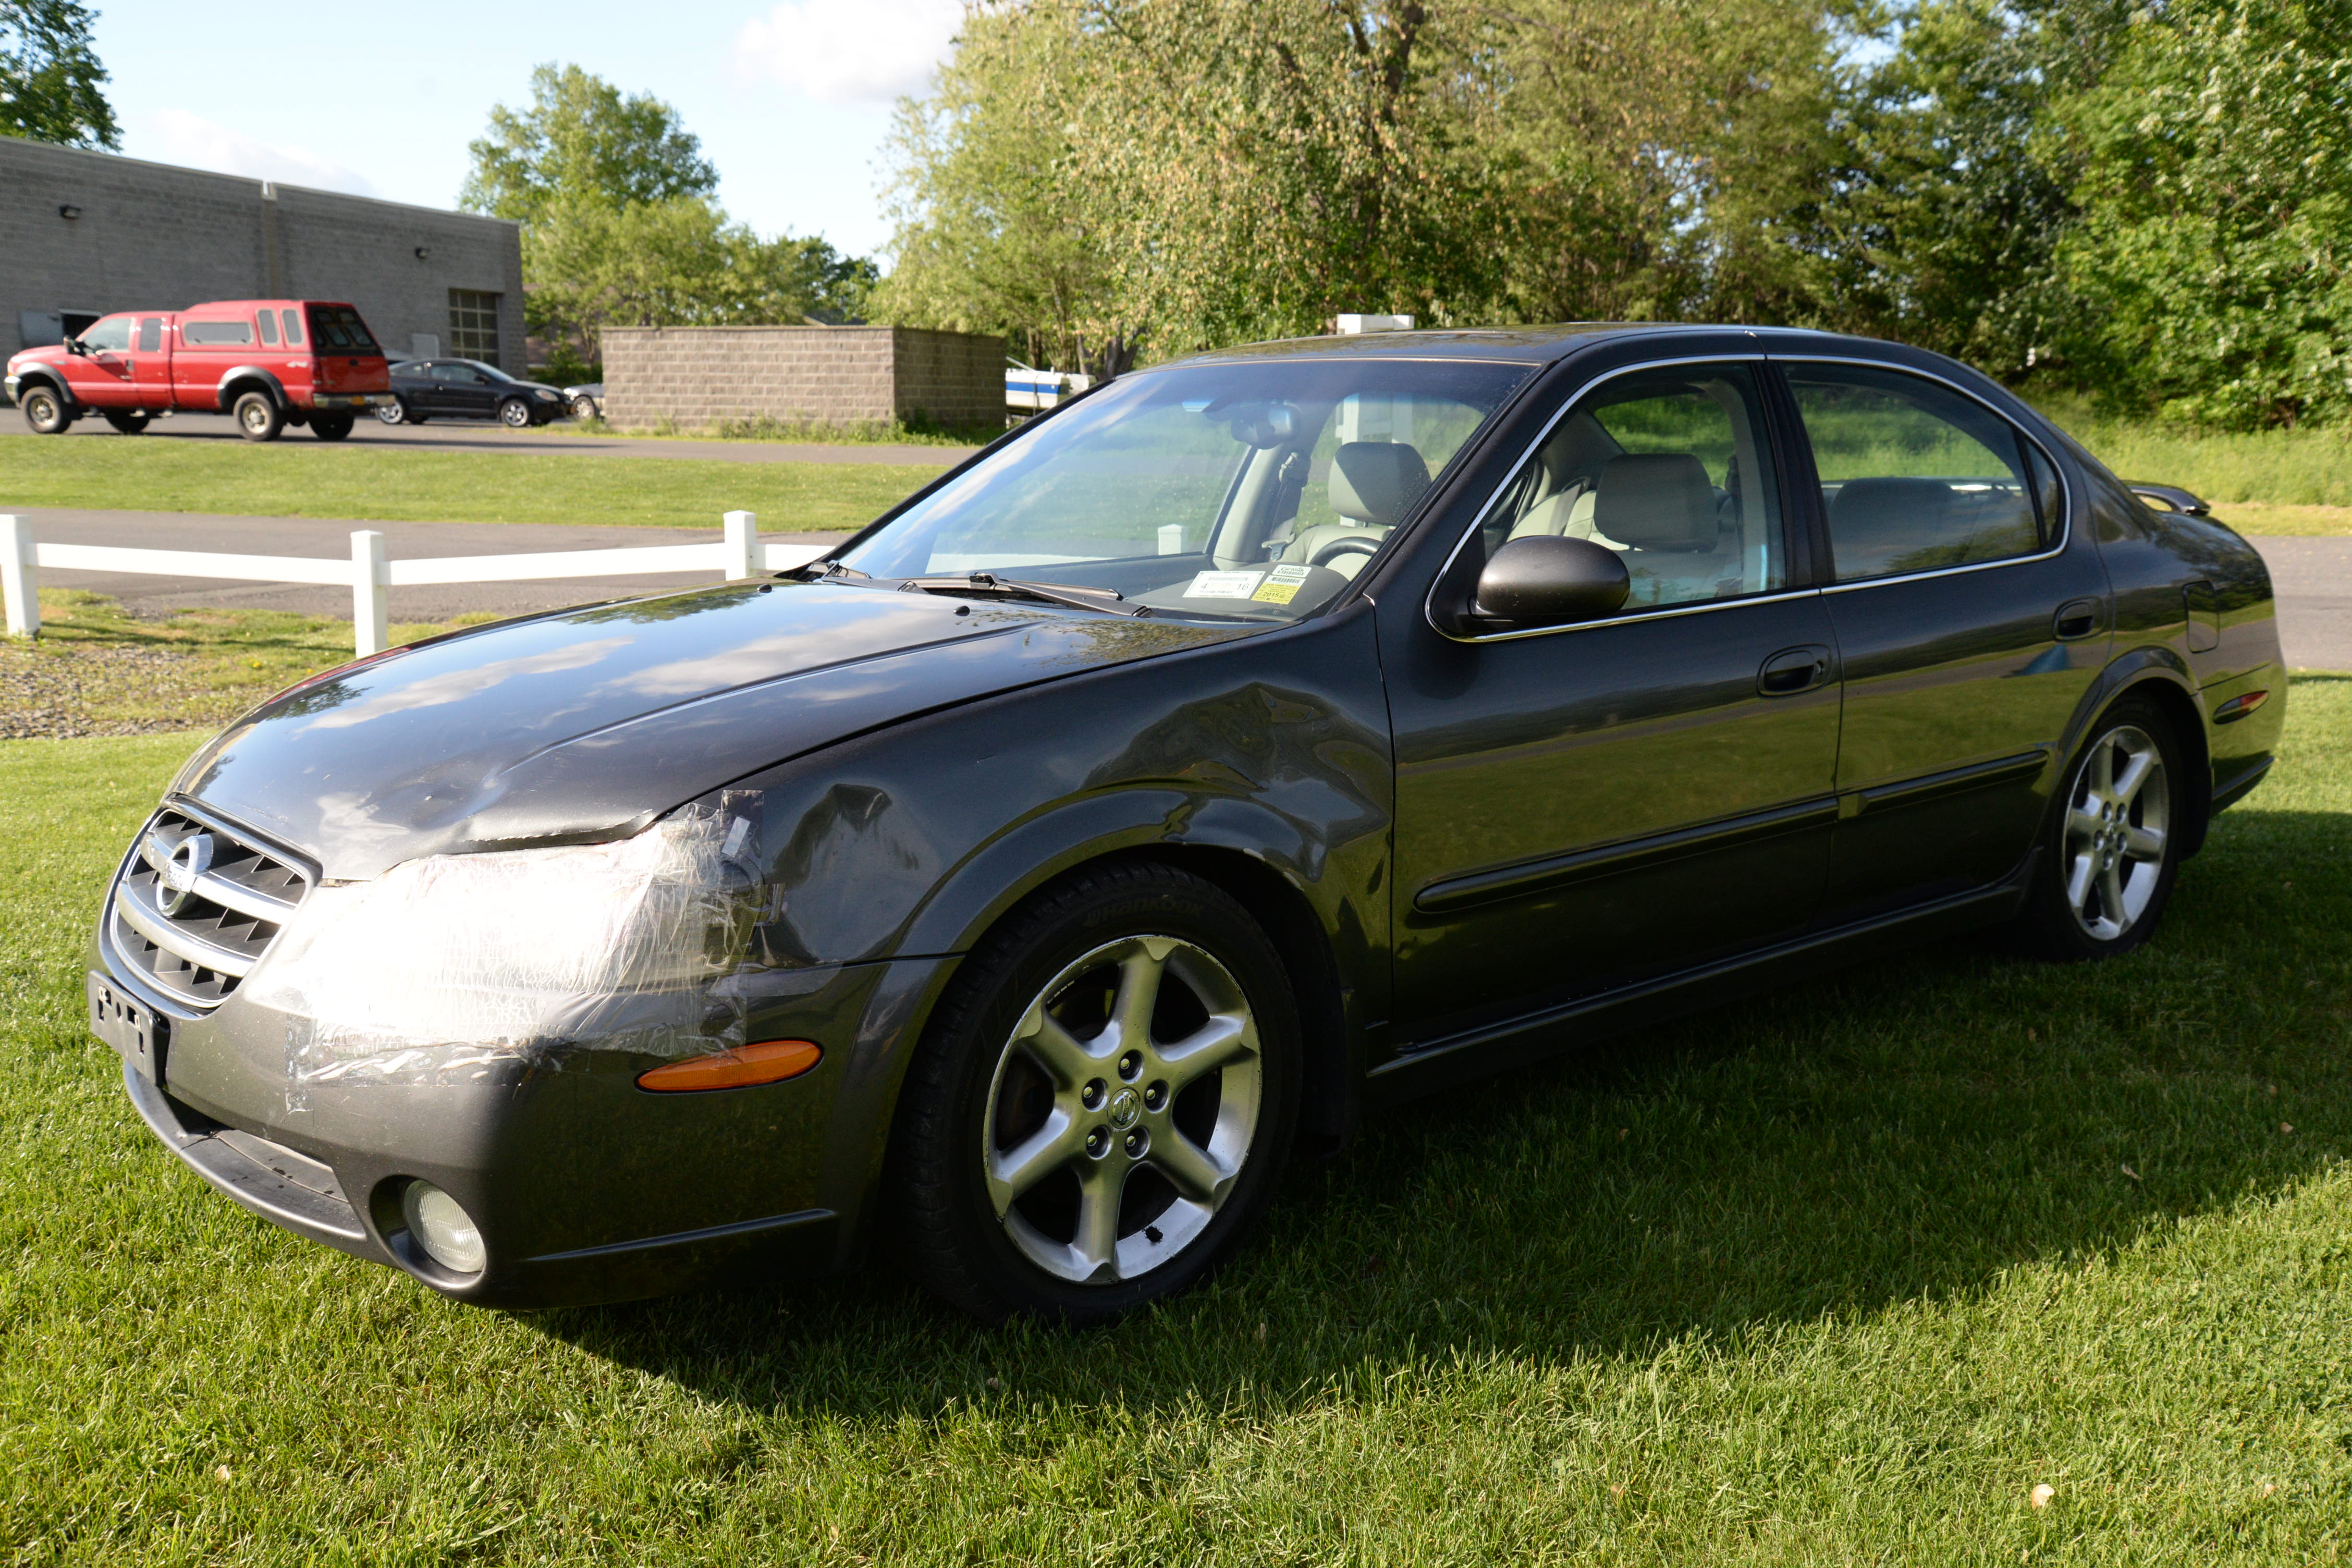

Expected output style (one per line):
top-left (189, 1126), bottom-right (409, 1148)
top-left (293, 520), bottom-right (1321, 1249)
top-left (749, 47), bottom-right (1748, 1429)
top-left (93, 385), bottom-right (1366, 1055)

top-left (838, 356), bottom-right (1536, 620)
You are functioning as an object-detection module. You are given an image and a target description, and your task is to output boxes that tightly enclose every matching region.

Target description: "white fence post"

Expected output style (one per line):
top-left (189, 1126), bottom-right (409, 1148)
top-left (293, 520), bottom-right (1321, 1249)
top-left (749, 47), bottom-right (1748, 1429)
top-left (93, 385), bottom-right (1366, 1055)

top-left (350, 530), bottom-right (389, 656)
top-left (0, 516), bottom-right (35, 639)
top-left (722, 510), bottom-right (757, 581)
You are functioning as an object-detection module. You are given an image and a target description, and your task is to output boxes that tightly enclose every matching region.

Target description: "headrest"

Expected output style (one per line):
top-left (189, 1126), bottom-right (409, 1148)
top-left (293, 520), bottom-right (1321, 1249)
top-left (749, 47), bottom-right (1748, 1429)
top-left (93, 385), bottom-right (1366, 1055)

top-left (1329, 442), bottom-right (1431, 526)
top-left (1592, 453), bottom-right (1717, 550)
top-left (1828, 477), bottom-right (1959, 578)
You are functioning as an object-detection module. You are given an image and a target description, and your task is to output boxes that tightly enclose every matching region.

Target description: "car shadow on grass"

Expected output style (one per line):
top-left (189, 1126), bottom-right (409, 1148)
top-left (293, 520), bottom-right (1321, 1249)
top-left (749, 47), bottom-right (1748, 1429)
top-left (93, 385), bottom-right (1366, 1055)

top-left (531, 799), bottom-right (2350, 1419)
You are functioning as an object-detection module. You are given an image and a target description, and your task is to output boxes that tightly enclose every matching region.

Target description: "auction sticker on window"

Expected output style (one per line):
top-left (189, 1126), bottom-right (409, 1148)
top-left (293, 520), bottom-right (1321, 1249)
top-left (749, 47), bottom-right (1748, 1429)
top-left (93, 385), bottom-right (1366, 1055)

top-left (1184, 570), bottom-right (1266, 599)
top-left (1252, 563), bottom-right (1314, 604)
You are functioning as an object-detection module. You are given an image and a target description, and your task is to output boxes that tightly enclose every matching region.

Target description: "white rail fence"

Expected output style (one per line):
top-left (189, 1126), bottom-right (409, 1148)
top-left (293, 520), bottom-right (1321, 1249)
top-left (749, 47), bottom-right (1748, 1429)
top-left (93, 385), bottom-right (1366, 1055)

top-left (1, 511), bottom-right (829, 656)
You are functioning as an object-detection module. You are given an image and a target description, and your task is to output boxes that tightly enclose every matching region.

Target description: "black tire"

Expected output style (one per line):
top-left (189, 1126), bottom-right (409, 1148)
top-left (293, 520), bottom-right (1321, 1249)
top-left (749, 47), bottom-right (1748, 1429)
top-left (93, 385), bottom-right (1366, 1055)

top-left (374, 401), bottom-right (407, 426)
top-left (2013, 694), bottom-right (2190, 961)
top-left (498, 397), bottom-right (532, 428)
top-left (232, 390), bottom-right (284, 442)
top-left (20, 386), bottom-right (69, 434)
top-left (102, 410), bottom-right (150, 435)
top-left (889, 861), bottom-right (1302, 1324)
top-left (310, 413), bottom-right (355, 441)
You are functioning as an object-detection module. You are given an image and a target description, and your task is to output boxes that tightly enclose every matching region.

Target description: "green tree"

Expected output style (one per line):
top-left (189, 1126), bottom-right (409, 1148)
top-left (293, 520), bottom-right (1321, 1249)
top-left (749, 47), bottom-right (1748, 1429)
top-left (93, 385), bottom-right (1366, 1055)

top-left (871, 6), bottom-right (1135, 376)
top-left (459, 63), bottom-right (716, 224)
top-left (2055, 0), bottom-right (2352, 426)
top-left (0, 0), bottom-right (118, 150)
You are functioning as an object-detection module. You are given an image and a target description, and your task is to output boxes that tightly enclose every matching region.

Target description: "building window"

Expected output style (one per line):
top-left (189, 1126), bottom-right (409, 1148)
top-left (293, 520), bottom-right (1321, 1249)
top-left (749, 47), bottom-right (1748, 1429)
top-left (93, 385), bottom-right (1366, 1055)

top-left (448, 289), bottom-right (501, 366)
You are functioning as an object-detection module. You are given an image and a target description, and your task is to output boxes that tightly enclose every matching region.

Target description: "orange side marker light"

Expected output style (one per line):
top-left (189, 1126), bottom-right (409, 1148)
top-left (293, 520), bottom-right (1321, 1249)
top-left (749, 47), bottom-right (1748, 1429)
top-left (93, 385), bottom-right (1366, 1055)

top-left (638, 1039), bottom-right (822, 1093)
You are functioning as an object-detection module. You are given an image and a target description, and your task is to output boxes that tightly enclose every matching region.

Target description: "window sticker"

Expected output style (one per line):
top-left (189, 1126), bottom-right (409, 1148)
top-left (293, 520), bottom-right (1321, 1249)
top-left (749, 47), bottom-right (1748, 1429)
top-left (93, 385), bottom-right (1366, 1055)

top-left (1184, 570), bottom-right (1266, 599)
top-left (1250, 562), bottom-right (1315, 604)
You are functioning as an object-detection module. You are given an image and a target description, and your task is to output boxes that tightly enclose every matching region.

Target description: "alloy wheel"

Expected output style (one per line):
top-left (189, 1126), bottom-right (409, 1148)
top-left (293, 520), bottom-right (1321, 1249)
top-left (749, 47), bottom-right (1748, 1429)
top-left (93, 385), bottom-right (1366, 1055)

top-left (2062, 722), bottom-right (2170, 941)
top-left (981, 934), bottom-right (1262, 1285)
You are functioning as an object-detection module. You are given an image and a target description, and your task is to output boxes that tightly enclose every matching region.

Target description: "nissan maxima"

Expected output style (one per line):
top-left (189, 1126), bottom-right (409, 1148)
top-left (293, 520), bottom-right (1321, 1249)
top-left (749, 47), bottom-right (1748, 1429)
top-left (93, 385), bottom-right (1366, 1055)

top-left (88, 325), bottom-right (2285, 1322)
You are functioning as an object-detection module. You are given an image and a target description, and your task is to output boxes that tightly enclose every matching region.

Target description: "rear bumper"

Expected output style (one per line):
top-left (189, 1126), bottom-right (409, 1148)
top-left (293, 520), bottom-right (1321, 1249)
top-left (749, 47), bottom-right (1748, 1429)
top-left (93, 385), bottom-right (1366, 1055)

top-left (305, 391), bottom-right (396, 410)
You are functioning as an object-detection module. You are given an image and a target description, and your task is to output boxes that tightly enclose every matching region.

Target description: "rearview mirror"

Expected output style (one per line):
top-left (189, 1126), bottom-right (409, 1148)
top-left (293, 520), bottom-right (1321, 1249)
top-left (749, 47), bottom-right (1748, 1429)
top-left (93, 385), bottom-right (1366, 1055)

top-left (1470, 535), bottom-right (1630, 629)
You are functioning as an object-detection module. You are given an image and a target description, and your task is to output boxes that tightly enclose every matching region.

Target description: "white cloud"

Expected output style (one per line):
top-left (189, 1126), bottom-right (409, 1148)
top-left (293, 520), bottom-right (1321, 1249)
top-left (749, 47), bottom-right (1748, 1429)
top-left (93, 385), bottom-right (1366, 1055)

top-left (735, 0), bottom-right (963, 103)
top-left (146, 109), bottom-right (378, 197)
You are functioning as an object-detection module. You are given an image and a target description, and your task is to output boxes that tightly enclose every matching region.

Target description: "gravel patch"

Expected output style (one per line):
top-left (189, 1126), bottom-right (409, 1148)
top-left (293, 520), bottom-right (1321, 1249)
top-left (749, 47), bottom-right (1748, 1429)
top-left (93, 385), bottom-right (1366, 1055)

top-left (0, 641), bottom-right (224, 739)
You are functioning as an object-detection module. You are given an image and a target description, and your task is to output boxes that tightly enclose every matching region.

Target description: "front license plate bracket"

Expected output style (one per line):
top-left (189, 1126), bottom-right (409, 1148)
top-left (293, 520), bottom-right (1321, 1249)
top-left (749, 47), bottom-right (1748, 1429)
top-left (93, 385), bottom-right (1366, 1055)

top-left (88, 972), bottom-right (168, 1083)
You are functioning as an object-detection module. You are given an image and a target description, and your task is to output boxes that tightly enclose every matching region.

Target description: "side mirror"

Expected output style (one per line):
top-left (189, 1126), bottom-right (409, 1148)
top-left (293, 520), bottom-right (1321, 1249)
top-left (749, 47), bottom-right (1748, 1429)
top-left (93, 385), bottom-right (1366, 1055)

top-left (64, 337), bottom-right (87, 357)
top-left (1469, 535), bottom-right (1630, 630)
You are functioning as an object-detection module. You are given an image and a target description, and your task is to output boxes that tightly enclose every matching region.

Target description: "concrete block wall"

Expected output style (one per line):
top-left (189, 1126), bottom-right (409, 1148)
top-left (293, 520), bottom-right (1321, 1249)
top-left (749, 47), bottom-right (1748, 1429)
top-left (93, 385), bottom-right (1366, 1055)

top-left (0, 138), bottom-right (523, 367)
top-left (603, 325), bottom-right (1004, 432)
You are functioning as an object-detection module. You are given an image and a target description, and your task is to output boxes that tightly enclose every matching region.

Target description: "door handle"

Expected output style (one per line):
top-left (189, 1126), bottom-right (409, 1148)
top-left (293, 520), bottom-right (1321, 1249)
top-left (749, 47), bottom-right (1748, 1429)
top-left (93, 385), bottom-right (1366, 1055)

top-left (1758, 644), bottom-right (1834, 697)
top-left (2052, 598), bottom-right (2103, 641)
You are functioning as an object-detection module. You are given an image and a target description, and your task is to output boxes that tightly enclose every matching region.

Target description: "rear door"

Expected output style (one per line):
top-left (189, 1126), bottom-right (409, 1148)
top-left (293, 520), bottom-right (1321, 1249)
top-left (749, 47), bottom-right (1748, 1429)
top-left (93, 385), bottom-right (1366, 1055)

top-left (1383, 357), bottom-right (1842, 1046)
top-left (130, 316), bottom-right (172, 407)
top-left (1776, 357), bottom-right (2111, 922)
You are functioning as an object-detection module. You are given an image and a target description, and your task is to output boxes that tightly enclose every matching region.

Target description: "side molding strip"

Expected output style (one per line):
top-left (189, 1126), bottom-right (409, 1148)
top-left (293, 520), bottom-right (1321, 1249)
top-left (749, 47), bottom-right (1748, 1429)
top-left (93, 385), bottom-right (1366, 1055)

top-left (1838, 750), bottom-right (2049, 819)
top-left (1414, 795), bottom-right (1839, 915)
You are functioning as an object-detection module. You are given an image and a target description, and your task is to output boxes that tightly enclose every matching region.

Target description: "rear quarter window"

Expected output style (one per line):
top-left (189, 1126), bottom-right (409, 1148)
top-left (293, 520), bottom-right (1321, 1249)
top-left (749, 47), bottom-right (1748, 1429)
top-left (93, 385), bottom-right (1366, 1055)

top-left (183, 321), bottom-right (255, 347)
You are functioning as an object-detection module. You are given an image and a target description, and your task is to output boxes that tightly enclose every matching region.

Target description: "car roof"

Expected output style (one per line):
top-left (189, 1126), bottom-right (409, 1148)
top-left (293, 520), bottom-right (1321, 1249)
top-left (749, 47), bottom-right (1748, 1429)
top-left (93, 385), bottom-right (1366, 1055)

top-left (1162, 322), bottom-right (1931, 370)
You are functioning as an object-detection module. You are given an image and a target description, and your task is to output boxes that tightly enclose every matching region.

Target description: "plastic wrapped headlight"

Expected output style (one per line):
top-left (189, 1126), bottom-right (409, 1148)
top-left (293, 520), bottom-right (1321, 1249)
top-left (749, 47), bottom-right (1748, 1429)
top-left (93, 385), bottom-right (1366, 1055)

top-left (244, 797), bottom-right (770, 1087)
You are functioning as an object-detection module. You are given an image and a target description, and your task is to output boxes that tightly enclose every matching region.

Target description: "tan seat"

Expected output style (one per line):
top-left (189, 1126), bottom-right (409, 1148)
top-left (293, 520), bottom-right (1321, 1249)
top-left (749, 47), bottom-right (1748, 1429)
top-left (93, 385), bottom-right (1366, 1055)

top-left (1281, 440), bottom-right (1431, 578)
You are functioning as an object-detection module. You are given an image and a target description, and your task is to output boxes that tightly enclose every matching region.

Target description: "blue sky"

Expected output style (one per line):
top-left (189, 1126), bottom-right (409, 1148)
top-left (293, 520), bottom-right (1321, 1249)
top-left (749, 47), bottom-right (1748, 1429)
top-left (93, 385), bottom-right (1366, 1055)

top-left (88, 0), bottom-right (962, 259)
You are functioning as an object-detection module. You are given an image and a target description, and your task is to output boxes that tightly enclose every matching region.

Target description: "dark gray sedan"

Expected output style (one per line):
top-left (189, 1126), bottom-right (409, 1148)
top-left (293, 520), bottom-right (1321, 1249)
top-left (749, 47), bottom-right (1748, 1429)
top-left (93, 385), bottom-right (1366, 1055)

top-left (89, 325), bottom-right (2284, 1322)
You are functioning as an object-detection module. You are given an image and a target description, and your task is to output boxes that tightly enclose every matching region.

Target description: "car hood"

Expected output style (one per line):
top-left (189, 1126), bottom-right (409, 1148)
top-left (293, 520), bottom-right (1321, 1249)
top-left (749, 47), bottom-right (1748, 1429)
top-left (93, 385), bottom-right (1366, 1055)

top-left (172, 581), bottom-right (1255, 879)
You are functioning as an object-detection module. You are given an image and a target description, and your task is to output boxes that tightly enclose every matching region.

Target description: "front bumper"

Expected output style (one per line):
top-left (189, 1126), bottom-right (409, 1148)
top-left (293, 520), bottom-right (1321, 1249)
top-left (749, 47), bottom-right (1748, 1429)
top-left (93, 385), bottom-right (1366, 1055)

top-left (307, 392), bottom-right (397, 410)
top-left (93, 933), bottom-right (958, 1308)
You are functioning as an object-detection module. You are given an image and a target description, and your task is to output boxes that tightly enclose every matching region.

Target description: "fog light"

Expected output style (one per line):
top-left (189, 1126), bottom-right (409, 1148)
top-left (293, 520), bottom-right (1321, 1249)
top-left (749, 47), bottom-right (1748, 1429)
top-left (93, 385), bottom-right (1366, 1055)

top-left (401, 1181), bottom-right (485, 1275)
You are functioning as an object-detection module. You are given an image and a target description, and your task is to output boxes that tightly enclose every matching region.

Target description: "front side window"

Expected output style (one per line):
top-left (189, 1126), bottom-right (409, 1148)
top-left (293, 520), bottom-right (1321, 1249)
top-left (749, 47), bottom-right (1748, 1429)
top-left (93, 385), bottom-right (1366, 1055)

top-left (1471, 361), bottom-right (1787, 611)
top-left (78, 316), bottom-right (133, 352)
top-left (839, 357), bottom-right (1535, 621)
top-left (430, 363), bottom-right (474, 384)
top-left (1787, 363), bottom-right (2059, 582)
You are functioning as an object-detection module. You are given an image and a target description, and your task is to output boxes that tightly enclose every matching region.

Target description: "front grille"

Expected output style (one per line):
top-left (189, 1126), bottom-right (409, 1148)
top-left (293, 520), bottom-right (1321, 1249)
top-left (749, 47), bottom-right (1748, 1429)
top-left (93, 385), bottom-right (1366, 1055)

top-left (107, 806), bottom-right (312, 1009)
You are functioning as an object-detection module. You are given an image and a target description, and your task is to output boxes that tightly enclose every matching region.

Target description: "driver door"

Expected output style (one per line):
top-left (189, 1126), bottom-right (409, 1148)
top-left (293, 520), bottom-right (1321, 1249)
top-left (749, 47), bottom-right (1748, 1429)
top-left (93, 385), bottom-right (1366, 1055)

top-left (65, 315), bottom-right (138, 408)
top-left (1381, 359), bottom-right (1843, 1047)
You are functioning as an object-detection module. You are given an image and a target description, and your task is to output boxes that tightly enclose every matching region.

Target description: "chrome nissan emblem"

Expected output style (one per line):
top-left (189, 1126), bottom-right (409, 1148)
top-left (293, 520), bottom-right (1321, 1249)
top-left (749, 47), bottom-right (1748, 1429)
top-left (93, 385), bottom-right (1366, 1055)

top-left (1106, 1087), bottom-right (1142, 1131)
top-left (155, 831), bottom-right (214, 915)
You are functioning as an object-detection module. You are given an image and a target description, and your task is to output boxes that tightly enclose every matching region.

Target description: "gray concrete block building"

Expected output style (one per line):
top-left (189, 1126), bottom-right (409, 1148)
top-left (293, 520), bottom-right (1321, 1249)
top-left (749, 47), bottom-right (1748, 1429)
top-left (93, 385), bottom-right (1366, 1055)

top-left (2, 137), bottom-right (522, 368)
top-left (603, 325), bottom-right (1004, 433)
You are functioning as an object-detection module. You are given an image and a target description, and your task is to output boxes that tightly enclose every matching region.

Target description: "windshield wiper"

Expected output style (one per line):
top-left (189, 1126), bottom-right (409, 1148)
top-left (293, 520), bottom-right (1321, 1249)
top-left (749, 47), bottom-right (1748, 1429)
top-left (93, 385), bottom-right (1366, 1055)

top-left (790, 559), bottom-right (869, 581)
top-left (896, 573), bottom-right (1152, 617)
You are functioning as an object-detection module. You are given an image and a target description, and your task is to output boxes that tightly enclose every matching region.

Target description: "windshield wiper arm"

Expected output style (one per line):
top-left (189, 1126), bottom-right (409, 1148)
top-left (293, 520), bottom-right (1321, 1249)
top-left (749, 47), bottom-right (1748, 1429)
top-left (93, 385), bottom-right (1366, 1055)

top-left (897, 573), bottom-right (1152, 617)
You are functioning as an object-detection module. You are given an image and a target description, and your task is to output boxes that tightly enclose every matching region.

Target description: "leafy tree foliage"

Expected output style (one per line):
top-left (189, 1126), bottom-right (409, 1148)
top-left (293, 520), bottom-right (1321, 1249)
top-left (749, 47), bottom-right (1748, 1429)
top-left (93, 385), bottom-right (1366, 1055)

top-left (0, 0), bottom-right (117, 150)
top-left (2056, 0), bottom-right (2352, 426)
top-left (462, 64), bottom-right (875, 375)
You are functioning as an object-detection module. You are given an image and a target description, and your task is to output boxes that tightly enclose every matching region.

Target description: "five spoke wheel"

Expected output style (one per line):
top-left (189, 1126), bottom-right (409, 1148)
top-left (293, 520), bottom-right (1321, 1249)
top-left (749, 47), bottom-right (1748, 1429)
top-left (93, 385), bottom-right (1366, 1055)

top-left (2061, 722), bottom-right (2169, 941)
top-left (983, 935), bottom-right (1261, 1284)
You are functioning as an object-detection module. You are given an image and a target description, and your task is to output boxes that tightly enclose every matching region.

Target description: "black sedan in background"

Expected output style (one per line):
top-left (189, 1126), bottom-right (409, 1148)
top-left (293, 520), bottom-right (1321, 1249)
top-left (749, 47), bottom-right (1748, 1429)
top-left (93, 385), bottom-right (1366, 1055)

top-left (90, 324), bottom-right (2284, 1325)
top-left (377, 358), bottom-right (570, 428)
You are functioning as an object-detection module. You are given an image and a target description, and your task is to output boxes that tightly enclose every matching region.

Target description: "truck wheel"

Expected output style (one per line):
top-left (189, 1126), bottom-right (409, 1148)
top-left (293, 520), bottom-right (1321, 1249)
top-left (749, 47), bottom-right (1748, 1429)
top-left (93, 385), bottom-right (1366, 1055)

top-left (498, 397), bottom-right (532, 428)
top-left (311, 413), bottom-right (355, 441)
top-left (20, 387), bottom-right (69, 434)
top-left (234, 391), bottom-right (284, 442)
top-left (102, 410), bottom-right (151, 435)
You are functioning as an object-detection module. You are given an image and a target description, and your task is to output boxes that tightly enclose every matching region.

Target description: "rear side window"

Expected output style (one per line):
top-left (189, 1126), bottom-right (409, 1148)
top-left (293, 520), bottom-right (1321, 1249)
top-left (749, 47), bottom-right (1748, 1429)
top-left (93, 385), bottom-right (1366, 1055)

top-left (137, 317), bottom-right (162, 353)
top-left (184, 320), bottom-right (254, 347)
top-left (308, 305), bottom-right (381, 354)
top-left (258, 311), bottom-right (279, 346)
top-left (280, 308), bottom-right (303, 346)
top-left (1786, 364), bottom-right (2057, 582)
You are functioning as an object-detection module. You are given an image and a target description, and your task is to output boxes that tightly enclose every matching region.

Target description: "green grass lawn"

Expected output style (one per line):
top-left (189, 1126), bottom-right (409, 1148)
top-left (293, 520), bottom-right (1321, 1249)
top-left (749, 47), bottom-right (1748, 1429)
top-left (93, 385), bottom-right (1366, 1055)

top-left (3, 684), bottom-right (2350, 1562)
top-left (0, 438), bottom-right (945, 532)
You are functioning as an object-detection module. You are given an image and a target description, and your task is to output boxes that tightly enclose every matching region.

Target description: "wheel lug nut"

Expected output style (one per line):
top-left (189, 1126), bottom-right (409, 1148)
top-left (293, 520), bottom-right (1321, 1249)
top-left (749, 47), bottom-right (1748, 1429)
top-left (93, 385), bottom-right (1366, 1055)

top-left (1143, 1081), bottom-right (1168, 1111)
top-left (1081, 1079), bottom-right (1107, 1110)
top-left (1117, 1050), bottom-right (1143, 1082)
top-left (1123, 1129), bottom-right (1147, 1157)
top-left (1085, 1126), bottom-right (1111, 1158)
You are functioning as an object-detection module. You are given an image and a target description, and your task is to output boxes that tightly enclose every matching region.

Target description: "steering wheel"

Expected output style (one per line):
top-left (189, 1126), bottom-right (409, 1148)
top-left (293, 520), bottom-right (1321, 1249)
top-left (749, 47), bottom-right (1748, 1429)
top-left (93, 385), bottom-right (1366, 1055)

top-left (1309, 536), bottom-right (1382, 570)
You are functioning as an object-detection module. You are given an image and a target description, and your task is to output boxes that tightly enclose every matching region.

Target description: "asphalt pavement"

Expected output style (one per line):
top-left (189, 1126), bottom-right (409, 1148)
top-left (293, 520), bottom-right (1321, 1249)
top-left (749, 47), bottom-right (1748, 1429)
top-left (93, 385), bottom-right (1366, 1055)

top-left (0, 411), bottom-right (977, 467)
top-left (13, 509), bottom-right (2349, 666)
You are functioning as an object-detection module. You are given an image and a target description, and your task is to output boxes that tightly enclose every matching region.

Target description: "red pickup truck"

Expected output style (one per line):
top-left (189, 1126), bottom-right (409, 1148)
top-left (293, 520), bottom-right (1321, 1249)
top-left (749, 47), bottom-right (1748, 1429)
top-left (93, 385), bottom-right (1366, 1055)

top-left (5, 299), bottom-right (395, 442)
